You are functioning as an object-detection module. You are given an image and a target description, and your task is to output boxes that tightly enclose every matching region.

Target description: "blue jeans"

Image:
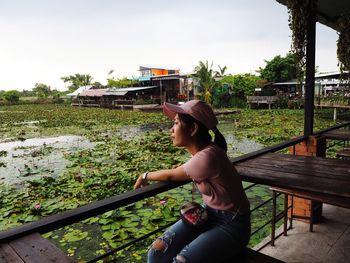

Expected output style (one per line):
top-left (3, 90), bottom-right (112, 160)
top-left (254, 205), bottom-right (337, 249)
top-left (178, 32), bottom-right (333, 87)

top-left (148, 206), bottom-right (251, 263)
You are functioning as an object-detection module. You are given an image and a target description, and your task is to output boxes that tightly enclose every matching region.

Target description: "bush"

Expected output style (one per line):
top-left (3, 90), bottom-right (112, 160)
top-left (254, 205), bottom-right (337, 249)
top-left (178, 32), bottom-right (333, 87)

top-left (4, 90), bottom-right (20, 104)
top-left (274, 95), bottom-right (289, 109)
top-left (288, 98), bottom-right (304, 109)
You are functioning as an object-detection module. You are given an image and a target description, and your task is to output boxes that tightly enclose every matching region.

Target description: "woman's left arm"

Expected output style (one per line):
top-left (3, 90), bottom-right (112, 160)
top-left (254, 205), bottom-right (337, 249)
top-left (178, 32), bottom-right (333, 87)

top-left (133, 165), bottom-right (189, 189)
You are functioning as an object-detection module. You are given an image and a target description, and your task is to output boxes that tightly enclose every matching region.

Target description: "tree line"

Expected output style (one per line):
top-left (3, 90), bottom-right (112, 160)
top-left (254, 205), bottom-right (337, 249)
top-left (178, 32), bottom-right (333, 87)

top-left (0, 53), bottom-right (296, 106)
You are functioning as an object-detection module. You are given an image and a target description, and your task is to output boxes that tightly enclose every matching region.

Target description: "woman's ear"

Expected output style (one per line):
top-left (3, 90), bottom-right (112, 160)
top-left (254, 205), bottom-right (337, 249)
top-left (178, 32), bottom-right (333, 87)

top-left (190, 123), bottom-right (199, 137)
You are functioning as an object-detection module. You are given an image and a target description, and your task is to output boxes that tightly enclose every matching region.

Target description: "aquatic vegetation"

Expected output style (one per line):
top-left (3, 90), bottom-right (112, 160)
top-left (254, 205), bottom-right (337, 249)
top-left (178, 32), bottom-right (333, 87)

top-left (0, 104), bottom-right (338, 261)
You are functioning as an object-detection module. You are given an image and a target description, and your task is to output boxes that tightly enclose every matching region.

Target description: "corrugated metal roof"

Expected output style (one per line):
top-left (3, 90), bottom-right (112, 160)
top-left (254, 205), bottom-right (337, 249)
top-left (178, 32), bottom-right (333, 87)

top-left (79, 86), bottom-right (158, 97)
top-left (106, 86), bottom-right (158, 93)
top-left (66, 85), bottom-right (93, 97)
top-left (79, 89), bottom-right (107, 97)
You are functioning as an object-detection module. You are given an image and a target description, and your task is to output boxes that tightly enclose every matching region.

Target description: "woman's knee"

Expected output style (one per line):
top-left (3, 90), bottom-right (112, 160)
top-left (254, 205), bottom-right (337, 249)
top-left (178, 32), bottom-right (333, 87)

top-left (174, 254), bottom-right (187, 263)
top-left (148, 229), bottom-right (175, 254)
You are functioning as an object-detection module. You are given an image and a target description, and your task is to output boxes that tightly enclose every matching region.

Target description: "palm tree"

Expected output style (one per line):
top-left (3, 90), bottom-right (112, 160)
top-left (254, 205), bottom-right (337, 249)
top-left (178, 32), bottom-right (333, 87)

top-left (194, 61), bottom-right (219, 105)
top-left (215, 65), bottom-right (227, 78)
top-left (61, 74), bottom-right (93, 92)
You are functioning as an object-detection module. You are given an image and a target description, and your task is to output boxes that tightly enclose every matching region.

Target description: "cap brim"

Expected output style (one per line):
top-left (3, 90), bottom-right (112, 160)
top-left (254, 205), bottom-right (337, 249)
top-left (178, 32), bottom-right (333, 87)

top-left (163, 102), bottom-right (187, 120)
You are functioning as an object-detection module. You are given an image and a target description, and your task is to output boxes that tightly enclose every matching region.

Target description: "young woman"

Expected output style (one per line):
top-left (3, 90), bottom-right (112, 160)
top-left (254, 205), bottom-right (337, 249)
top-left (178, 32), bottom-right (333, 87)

top-left (134, 100), bottom-right (250, 263)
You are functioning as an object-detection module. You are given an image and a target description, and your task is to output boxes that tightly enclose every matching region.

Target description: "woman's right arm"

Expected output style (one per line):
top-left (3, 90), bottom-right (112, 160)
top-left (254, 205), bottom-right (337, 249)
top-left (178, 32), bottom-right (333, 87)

top-left (133, 165), bottom-right (189, 189)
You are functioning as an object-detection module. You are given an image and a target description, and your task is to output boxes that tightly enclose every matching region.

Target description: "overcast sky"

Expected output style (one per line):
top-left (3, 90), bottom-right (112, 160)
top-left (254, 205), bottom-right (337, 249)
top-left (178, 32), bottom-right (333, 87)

top-left (0, 0), bottom-right (340, 91)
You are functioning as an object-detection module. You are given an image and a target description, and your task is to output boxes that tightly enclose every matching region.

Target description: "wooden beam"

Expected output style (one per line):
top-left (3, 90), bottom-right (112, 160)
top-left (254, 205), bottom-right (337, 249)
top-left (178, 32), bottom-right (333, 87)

top-left (304, 0), bottom-right (317, 136)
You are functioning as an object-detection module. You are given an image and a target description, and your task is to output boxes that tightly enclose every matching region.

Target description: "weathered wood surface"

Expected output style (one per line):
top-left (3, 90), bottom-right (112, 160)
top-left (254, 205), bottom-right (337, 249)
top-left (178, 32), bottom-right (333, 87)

top-left (235, 153), bottom-right (350, 208)
top-left (0, 243), bottom-right (24, 263)
top-left (322, 129), bottom-right (350, 140)
top-left (0, 233), bottom-right (73, 263)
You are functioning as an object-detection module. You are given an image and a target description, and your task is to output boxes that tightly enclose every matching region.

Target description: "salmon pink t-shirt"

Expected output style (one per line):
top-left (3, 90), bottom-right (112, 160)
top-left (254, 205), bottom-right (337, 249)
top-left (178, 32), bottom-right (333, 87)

top-left (183, 144), bottom-right (250, 214)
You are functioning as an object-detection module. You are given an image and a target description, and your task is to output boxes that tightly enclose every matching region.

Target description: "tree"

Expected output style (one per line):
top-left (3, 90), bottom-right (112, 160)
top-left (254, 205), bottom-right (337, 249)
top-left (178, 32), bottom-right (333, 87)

top-left (220, 74), bottom-right (261, 98)
top-left (4, 90), bottom-right (20, 103)
top-left (107, 78), bottom-right (137, 88)
top-left (215, 65), bottom-right (227, 78)
top-left (0, 90), bottom-right (5, 100)
top-left (33, 83), bottom-right (51, 98)
top-left (258, 53), bottom-right (296, 83)
top-left (61, 74), bottom-right (93, 92)
top-left (194, 61), bottom-right (221, 105)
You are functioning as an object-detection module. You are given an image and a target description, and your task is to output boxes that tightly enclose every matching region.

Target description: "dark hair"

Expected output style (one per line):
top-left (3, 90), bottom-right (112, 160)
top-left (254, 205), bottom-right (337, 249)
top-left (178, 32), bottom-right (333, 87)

top-left (178, 113), bottom-right (227, 152)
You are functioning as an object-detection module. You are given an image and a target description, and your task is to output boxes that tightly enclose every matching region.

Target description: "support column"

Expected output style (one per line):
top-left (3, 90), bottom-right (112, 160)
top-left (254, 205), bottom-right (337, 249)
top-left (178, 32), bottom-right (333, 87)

top-left (304, 0), bottom-right (316, 136)
top-left (289, 135), bottom-right (326, 223)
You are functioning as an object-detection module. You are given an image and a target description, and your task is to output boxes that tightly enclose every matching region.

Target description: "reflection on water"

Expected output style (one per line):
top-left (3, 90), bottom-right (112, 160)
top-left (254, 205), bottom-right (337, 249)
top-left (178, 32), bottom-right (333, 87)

top-left (0, 135), bottom-right (91, 152)
top-left (0, 136), bottom-right (95, 186)
top-left (218, 118), bottom-right (263, 157)
top-left (117, 123), bottom-right (171, 140)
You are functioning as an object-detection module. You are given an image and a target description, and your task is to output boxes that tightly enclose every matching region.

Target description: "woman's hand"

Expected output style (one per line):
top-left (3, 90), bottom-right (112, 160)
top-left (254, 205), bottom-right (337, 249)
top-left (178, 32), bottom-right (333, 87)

top-left (133, 174), bottom-right (148, 189)
top-left (133, 166), bottom-right (188, 190)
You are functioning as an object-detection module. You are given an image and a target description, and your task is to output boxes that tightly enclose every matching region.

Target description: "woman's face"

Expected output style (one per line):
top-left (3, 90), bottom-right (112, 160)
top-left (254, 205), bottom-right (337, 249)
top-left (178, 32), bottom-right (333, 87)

top-left (170, 114), bottom-right (192, 147)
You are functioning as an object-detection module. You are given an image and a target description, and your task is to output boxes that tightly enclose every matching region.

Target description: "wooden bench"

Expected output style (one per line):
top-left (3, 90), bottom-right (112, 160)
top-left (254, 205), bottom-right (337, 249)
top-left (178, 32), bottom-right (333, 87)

top-left (0, 234), bottom-right (285, 263)
top-left (336, 148), bottom-right (350, 160)
top-left (270, 186), bottom-right (322, 246)
top-left (0, 233), bottom-right (73, 263)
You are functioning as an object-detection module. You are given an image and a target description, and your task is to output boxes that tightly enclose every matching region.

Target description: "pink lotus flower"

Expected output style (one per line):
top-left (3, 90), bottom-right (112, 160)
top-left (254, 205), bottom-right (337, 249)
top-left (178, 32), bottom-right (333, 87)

top-left (34, 203), bottom-right (41, 210)
top-left (160, 200), bottom-right (167, 205)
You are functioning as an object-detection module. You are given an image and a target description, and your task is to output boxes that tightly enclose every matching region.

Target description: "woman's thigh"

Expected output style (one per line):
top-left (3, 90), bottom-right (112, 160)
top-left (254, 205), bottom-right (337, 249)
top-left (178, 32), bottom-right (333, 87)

top-left (147, 220), bottom-right (206, 263)
top-left (176, 215), bottom-right (251, 263)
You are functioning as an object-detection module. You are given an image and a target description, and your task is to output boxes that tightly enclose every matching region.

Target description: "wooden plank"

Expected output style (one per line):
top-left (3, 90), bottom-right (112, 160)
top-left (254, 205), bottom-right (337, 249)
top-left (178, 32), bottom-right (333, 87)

top-left (9, 233), bottom-right (73, 263)
top-left (235, 165), bottom-right (350, 200)
top-left (250, 153), bottom-right (350, 174)
top-left (270, 187), bottom-right (350, 208)
top-left (240, 154), bottom-right (350, 181)
top-left (258, 153), bottom-right (350, 169)
top-left (323, 130), bottom-right (350, 140)
top-left (0, 243), bottom-right (24, 263)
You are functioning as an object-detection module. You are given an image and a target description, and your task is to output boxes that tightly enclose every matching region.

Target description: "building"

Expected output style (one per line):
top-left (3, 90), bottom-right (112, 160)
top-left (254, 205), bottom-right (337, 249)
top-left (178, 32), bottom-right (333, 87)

top-left (72, 66), bottom-right (196, 109)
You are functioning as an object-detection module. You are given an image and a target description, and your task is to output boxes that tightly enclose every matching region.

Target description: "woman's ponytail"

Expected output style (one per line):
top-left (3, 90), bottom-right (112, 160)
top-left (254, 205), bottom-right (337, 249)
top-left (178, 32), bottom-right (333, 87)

top-left (212, 127), bottom-right (227, 152)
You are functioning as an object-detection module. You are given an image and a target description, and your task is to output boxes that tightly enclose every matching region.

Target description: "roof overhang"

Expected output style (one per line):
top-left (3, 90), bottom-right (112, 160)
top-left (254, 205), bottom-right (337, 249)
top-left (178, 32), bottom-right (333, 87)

top-left (151, 74), bottom-right (181, 81)
top-left (105, 86), bottom-right (158, 96)
top-left (276, 0), bottom-right (350, 31)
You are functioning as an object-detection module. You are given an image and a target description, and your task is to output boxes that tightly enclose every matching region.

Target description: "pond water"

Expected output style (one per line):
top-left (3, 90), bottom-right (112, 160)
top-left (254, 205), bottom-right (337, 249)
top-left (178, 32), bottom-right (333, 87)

top-left (0, 118), bottom-right (263, 186)
top-left (0, 136), bottom-right (95, 186)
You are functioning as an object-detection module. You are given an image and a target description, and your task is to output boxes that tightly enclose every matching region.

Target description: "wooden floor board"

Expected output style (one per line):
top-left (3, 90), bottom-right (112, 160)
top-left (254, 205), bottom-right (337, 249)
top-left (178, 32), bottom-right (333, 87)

top-left (0, 243), bottom-right (24, 263)
top-left (8, 233), bottom-right (73, 263)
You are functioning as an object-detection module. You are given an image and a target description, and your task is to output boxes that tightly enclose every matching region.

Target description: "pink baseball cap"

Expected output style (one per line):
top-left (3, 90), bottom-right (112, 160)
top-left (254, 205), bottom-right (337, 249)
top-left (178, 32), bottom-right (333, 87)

top-left (163, 100), bottom-right (218, 130)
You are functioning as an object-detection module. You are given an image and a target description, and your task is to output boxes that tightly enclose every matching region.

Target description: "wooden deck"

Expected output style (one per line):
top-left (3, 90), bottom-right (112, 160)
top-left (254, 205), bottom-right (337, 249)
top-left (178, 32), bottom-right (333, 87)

top-left (0, 233), bottom-right (73, 263)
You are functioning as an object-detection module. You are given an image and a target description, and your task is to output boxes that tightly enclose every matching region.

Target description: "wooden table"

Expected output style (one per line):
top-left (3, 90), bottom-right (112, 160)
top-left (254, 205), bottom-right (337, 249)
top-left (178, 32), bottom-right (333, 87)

top-left (322, 129), bottom-right (350, 141)
top-left (235, 153), bottom-right (350, 208)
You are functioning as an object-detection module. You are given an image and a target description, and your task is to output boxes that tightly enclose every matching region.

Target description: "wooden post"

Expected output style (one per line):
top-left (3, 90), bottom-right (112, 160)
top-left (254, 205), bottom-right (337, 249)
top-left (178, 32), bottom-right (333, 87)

top-left (304, 0), bottom-right (316, 136)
